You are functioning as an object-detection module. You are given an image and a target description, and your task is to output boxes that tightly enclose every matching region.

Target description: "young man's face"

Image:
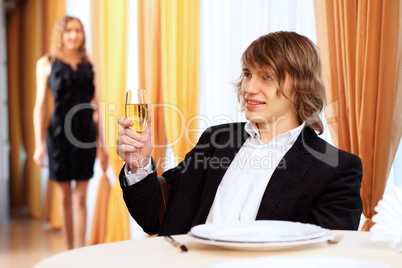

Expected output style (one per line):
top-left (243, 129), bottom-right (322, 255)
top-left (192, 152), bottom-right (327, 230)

top-left (241, 65), bottom-right (296, 128)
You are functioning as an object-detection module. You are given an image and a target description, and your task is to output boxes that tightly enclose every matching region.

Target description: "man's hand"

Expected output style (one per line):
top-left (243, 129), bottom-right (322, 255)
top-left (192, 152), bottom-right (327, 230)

top-left (116, 115), bottom-right (152, 171)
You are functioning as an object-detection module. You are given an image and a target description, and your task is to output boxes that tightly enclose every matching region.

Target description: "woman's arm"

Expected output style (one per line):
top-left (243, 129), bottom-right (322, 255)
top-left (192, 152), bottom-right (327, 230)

top-left (33, 56), bottom-right (50, 167)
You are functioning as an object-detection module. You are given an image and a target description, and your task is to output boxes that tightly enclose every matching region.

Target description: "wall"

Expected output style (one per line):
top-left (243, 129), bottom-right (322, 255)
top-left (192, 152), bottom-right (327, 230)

top-left (0, 0), bottom-right (10, 225)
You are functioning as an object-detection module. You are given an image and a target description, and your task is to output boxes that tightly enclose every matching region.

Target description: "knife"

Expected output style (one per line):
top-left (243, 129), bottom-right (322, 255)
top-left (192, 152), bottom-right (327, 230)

top-left (164, 235), bottom-right (188, 252)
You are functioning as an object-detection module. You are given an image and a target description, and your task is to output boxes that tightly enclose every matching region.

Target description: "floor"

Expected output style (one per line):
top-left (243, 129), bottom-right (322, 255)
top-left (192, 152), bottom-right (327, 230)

top-left (0, 210), bottom-right (65, 268)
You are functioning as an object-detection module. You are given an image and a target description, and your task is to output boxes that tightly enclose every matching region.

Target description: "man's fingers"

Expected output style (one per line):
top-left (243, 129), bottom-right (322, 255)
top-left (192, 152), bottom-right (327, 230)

top-left (116, 136), bottom-right (145, 150)
top-left (118, 126), bottom-right (142, 141)
top-left (118, 116), bottom-right (133, 128)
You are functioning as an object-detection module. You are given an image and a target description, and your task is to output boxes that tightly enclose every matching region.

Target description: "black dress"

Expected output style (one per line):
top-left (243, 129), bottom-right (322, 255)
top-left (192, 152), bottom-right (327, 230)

top-left (46, 58), bottom-right (97, 181)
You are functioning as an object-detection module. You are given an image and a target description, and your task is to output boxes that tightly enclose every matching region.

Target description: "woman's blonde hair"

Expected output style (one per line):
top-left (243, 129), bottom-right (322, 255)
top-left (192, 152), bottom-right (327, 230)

top-left (235, 31), bottom-right (326, 134)
top-left (49, 15), bottom-right (88, 62)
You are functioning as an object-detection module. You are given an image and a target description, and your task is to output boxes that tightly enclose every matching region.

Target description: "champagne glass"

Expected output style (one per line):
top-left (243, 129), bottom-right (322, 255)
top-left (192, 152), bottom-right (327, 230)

top-left (125, 89), bottom-right (151, 175)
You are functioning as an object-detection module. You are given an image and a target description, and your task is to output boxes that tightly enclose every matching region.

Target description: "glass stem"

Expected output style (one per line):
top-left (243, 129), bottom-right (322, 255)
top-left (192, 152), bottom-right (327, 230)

top-left (136, 147), bottom-right (144, 175)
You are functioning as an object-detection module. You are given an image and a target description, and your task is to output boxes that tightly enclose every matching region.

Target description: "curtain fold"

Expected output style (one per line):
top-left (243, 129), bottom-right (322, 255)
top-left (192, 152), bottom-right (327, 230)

top-left (88, 165), bottom-right (110, 245)
top-left (88, 0), bottom-right (112, 245)
top-left (8, 0), bottom-right (65, 223)
top-left (314, 0), bottom-right (401, 230)
top-left (161, 0), bottom-right (201, 160)
top-left (104, 181), bottom-right (130, 242)
top-left (137, 0), bottom-right (167, 174)
top-left (7, 9), bottom-right (24, 210)
top-left (41, 0), bottom-right (66, 53)
top-left (46, 181), bottom-right (62, 229)
top-left (20, 0), bottom-right (43, 218)
top-left (97, 0), bottom-right (130, 242)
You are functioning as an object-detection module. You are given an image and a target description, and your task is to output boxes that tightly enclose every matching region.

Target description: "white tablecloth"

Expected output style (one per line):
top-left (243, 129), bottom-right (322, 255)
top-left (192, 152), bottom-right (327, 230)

top-left (34, 231), bottom-right (402, 268)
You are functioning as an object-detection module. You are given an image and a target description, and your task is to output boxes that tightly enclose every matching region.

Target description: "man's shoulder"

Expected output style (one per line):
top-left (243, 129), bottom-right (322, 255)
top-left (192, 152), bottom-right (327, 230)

top-left (315, 133), bottom-right (361, 161)
top-left (299, 126), bottom-right (362, 169)
top-left (196, 122), bottom-right (247, 148)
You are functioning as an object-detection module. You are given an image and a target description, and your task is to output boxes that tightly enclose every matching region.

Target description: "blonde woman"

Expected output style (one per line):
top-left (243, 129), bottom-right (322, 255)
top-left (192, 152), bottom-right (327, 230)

top-left (33, 15), bottom-right (108, 249)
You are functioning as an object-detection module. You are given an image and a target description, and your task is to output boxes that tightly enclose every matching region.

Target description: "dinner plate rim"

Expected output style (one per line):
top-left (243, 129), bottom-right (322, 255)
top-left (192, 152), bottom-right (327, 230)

top-left (187, 229), bottom-right (334, 251)
top-left (189, 220), bottom-right (329, 243)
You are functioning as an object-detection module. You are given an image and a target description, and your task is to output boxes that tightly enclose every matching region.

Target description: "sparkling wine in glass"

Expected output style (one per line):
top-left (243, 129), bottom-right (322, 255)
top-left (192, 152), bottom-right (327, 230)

top-left (125, 89), bottom-right (151, 175)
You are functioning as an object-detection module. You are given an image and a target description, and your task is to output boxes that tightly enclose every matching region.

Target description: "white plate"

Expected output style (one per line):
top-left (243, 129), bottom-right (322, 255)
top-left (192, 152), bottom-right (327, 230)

top-left (189, 220), bottom-right (328, 243)
top-left (188, 229), bottom-right (334, 251)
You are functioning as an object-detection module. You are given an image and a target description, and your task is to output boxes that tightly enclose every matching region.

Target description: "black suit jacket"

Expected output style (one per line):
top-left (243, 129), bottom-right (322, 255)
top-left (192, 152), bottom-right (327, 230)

top-left (119, 123), bottom-right (363, 235)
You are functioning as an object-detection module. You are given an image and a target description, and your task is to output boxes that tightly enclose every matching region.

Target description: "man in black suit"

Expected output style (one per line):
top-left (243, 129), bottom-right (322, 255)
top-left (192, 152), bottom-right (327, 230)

top-left (116, 31), bottom-right (363, 236)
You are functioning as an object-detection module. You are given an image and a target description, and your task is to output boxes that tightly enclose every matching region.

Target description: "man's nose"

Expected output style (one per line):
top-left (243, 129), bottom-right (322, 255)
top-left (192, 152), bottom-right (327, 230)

top-left (244, 79), bottom-right (260, 94)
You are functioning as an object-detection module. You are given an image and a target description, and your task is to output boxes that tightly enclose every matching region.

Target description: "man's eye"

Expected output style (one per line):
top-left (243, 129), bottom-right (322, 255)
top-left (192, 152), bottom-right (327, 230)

top-left (263, 75), bottom-right (272, 81)
top-left (244, 73), bottom-right (251, 78)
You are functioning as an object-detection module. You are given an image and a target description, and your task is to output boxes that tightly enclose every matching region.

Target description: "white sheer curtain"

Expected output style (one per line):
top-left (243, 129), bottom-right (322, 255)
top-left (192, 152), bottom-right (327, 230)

top-left (199, 0), bottom-right (316, 133)
top-left (66, 0), bottom-right (92, 54)
top-left (395, 143), bottom-right (402, 187)
top-left (384, 140), bottom-right (402, 195)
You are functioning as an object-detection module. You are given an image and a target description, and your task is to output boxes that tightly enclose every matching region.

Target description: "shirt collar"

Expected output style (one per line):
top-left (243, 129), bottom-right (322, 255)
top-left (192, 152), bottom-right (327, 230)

top-left (244, 121), bottom-right (305, 148)
top-left (245, 121), bottom-right (260, 138)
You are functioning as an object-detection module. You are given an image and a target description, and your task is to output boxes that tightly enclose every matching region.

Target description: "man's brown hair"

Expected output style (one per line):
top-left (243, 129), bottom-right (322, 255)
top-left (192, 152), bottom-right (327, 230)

top-left (235, 31), bottom-right (326, 134)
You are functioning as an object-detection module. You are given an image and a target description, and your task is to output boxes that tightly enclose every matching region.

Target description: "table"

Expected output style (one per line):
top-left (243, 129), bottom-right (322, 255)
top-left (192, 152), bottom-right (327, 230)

top-left (34, 231), bottom-right (401, 268)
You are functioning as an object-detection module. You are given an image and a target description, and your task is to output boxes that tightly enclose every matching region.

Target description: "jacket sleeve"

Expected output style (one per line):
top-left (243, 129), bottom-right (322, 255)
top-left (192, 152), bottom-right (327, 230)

top-left (307, 152), bottom-right (363, 230)
top-left (119, 158), bottom-right (161, 234)
top-left (118, 126), bottom-right (216, 235)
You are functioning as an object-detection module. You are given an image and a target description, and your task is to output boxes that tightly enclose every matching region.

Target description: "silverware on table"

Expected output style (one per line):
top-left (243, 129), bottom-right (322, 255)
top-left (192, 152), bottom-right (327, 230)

top-left (164, 235), bottom-right (188, 252)
top-left (327, 234), bottom-right (344, 244)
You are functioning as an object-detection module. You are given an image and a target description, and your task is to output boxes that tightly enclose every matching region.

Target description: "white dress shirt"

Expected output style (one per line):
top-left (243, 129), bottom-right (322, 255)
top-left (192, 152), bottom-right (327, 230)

top-left (205, 122), bottom-right (305, 224)
top-left (125, 122), bottom-right (305, 224)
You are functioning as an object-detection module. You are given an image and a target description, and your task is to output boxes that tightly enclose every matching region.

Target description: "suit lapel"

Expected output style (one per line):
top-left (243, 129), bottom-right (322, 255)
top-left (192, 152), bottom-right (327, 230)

top-left (193, 123), bottom-right (248, 225)
top-left (256, 126), bottom-right (315, 220)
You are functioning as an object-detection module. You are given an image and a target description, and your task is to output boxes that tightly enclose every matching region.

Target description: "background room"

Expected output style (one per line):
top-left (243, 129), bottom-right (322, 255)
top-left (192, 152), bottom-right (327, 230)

top-left (0, 0), bottom-right (401, 267)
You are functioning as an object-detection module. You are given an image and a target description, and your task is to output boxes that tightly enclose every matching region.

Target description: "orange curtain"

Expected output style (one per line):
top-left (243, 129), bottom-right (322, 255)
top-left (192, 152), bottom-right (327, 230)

top-left (7, 9), bottom-right (24, 210)
top-left (137, 0), bottom-right (167, 174)
top-left (41, 0), bottom-right (66, 53)
top-left (20, 0), bottom-right (43, 218)
top-left (7, 0), bottom-right (65, 222)
top-left (88, 165), bottom-right (110, 245)
top-left (161, 0), bottom-right (201, 160)
top-left (137, 0), bottom-right (201, 169)
top-left (314, 0), bottom-right (401, 230)
top-left (88, 0), bottom-right (111, 245)
top-left (96, 0), bottom-right (130, 242)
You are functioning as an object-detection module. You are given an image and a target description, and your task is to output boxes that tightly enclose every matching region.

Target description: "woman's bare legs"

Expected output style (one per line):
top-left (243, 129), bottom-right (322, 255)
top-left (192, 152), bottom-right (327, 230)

top-left (55, 181), bottom-right (73, 250)
top-left (55, 180), bottom-right (89, 249)
top-left (73, 180), bottom-right (89, 248)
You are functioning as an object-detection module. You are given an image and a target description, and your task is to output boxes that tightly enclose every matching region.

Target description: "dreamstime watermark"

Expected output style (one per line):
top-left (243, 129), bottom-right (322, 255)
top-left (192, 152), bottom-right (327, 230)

top-left (63, 100), bottom-right (341, 167)
top-left (190, 151), bottom-right (286, 171)
top-left (64, 103), bottom-right (97, 149)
